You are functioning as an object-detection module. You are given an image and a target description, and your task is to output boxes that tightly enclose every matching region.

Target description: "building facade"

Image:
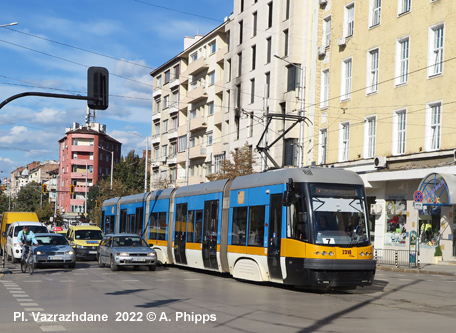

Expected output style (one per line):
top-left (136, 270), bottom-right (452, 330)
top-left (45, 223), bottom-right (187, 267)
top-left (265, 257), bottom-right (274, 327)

top-left (314, 0), bottom-right (456, 262)
top-left (58, 122), bottom-right (121, 223)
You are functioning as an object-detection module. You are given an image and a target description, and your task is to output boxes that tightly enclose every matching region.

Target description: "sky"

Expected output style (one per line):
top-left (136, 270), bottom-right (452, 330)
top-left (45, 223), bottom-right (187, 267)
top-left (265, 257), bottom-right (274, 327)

top-left (0, 0), bottom-right (233, 179)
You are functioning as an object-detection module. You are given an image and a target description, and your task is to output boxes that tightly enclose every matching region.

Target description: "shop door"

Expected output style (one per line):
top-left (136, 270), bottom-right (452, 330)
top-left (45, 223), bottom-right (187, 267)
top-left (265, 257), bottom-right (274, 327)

top-left (174, 203), bottom-right (187, 265)
top-left (267, 194), bottom-right (283, 280)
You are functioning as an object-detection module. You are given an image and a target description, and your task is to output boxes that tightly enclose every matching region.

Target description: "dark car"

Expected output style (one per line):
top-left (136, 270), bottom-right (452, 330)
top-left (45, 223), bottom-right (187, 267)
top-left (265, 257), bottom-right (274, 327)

top-left (97, 233), bottom-right (157, 271)
top-left (34, 233), bottom-right (76, 268)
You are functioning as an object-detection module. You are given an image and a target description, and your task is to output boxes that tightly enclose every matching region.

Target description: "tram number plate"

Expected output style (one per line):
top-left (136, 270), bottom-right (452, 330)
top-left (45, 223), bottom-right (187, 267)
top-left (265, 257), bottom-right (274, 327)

top-left (132, 258), bottom-right (146, 262)
top-left (342, 250), bottom-right (352, 255)
top-left (48, 256), bottom-right (60, 260)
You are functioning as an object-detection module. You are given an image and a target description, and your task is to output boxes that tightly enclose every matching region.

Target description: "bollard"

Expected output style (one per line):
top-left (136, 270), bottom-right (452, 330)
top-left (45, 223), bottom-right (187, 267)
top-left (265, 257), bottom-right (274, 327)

top-left (374, 249), bottom-right (377, 261)
top-left (395, 250), bottom-right (398, 268)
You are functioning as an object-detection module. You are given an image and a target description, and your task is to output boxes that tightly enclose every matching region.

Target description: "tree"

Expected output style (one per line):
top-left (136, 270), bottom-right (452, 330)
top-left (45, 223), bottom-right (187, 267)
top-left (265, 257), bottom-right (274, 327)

top-left (113, 150), bottom-right (148, 195)
top-left (0, 193), bottom-right (9, 215)
top-left (207, 142), bottom-right (258, 181)
top-left (15, 181), bottom-right (43, 212)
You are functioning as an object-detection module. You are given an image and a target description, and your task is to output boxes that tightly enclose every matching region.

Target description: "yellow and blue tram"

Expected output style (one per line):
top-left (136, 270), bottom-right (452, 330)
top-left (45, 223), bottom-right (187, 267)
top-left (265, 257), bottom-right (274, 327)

top-left (101, 167), bottom-right (376, 289)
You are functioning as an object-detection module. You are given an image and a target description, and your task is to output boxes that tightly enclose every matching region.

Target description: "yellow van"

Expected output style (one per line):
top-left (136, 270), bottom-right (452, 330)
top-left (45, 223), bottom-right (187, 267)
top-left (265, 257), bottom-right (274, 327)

top-left (66, 225), bottom-right (103, 260)
top-left (1, 212), bottom-right (39, 252)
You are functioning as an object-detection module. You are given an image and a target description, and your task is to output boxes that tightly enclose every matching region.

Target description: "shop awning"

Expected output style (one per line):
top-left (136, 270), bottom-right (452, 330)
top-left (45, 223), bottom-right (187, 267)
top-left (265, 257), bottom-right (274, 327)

top-left (417, 173), bottom-right (456, 206)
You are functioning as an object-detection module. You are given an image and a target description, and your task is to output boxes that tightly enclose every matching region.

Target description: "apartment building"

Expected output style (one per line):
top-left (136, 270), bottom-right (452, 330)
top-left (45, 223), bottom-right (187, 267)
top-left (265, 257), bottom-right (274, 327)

top-left (314, 0), bottom-right (456, 262)
top-left (151, 22), bottom-right (229, 187)
top-left (58, 122), bottom-right (121, 223)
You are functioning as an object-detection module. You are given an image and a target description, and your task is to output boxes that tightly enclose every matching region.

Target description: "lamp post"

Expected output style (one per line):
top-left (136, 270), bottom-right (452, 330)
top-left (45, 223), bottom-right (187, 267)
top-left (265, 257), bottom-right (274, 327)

top-left (274, 55), bottom-right (306, 168)
top-left (98, 146), bottom-right (114, 190)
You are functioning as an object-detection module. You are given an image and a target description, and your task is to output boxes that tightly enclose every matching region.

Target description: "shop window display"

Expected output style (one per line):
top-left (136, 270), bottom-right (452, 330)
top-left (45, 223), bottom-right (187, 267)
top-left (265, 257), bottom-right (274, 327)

top-left (385, 200), bottom-right (407, 246)
top-left (418, 206), bottom-right (441, 247)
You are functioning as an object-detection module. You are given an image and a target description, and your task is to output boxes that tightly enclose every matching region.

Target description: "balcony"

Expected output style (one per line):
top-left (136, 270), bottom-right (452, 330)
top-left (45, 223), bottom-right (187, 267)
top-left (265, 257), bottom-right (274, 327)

top-left (151, 135), bottom-right (160, 145)
top-left (167, 154), bottom-right (177, 165)
top-left (177, 151), bottom-right (187, 164)
top-left (214, 79), bottom-right (224, 95)
top-left (182, 57), bottom-right (208, 77)
top-left (213, 109), bottom-right (223, 126)
top-left (177, 125), bottom-right (188, 137)
top-left (189, 145), bottom-right (206, 159)
top-left (216, 45), bottom-right (228, 63)
top-left (169, 78), bottom-right (179, 89)
top-left (153, 87), bottom-right (162, 98)
top-left (190, 115), bottom-right (207, 132)
top-left (168, 104), bottom-right (178, 115)
top-left (186, 84), bottom-right (207, 104)
top-left (167, 128), bottom-right (178, 140)
top-left (152, 112), bottom-right (161, 121)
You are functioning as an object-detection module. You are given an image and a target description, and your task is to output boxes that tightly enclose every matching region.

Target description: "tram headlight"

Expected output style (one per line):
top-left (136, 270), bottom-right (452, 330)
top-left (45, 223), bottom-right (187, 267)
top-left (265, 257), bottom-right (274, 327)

top-left (360, 252), bottom-right (365, 257)
top-left (328, 251), bottom-right (334, 256)
top-left (321, 251), bottom-right (327, 256)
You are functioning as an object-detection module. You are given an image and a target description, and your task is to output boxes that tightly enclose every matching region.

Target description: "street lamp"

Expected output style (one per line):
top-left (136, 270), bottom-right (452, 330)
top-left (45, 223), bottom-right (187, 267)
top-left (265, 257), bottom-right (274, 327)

top-left (99, 146), bottom-right (114, 190)
top-left (274, 54), bottom-right (306, 168)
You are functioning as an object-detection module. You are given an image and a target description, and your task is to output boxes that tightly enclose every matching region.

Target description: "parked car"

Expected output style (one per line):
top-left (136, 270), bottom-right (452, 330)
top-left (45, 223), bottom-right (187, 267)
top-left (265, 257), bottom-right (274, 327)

top-left (34, 233), bottom-right (76, 268)
top-left (97, 234), bottom-right (157, 271)
top-left (6, 221), bottom-right (48, 263)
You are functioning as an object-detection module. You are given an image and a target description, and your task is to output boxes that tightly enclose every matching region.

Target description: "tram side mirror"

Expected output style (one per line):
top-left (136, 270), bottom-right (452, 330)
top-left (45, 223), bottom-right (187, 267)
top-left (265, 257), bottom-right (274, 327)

top-left (283, 178), bottom-right (294, 206)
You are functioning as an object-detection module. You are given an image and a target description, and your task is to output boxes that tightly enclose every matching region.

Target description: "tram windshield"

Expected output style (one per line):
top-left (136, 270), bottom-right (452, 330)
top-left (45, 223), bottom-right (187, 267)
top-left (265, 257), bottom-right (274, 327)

top-left (309, 183), bottom-right (369, 246)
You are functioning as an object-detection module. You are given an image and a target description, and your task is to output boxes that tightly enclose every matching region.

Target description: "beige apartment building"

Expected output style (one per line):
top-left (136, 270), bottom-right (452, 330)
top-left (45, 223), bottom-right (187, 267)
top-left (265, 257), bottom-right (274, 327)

top-left (314, 0), bottom-right (456, 262)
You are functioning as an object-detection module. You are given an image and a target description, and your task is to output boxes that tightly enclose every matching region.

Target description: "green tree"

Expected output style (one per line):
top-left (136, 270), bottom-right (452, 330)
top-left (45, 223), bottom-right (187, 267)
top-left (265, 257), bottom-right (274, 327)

top-left (15, 181), bottom-right (44, 212)
top-left (35, 201), bottom-right (55, 223)
top-left (207, 142), bottom-right (257, 181)
top-left (0, 193), bottom-right (9, 215)
top-left (113, 150), bottom-right (148, 195)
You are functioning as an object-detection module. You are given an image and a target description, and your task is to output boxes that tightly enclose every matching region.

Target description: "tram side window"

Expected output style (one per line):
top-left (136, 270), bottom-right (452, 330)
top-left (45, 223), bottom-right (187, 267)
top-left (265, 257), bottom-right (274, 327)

top-left (149, 213), bottom-right (158, 240)
top-left (194, 210), bottom-right (203, 243)
top-left (175, 203), bottom-right (188, 241)
top-left (105, 215), bottom-right (115, 234)
top-left (135, 207), bottom-right (144, 235)
top-left (248, 205), bottom-right (265, 247)
top-left (158, 212), bottom-right (167, 240)
top-left (232, 207), bottom-right (247, 245)
top-left (204, 200), bottom-right (219, 241)
top-left (101, 211), bottom-right (106, 231)
top-left (120, 209), bottom-right (127, 233)
top-left (289, 195), bottom-right (308, 241)
top-left (187, 211), bottom-right (194, 242)
top-left (127, 214), bottom-right (136, 234)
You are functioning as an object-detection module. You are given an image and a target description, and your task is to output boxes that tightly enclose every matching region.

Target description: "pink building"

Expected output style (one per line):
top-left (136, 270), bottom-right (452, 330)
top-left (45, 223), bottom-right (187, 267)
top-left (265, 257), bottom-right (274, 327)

top-left (58, 124), bottom-right (121, 222)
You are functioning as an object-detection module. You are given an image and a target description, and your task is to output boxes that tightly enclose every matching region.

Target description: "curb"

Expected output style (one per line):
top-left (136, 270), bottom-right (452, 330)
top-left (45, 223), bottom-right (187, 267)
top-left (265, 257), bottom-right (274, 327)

top-left (376, 265), bottom-right (456, 276)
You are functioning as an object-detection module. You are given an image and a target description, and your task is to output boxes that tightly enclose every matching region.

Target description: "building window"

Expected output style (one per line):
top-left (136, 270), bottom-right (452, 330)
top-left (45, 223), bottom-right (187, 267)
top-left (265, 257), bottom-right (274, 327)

top-left (250, 79), bottom-right (255, 104)
top-left (154, 98), bottom-right (161, 113)
top-left (341, 58), bottom-right (352, 101)
top-left (320, 69), bottom-right (329, 109)
top-left (209, 71), bottom-right (215, 85)
top-left (393, 109), bottom-right (406, 155)
top-left (208, 102), bottom-right (214, 115)
top-left (172, 90), bottom-right (179, 106)
top-left (163, 119), bottom-right (168, 133)
top-left (367, 48), bottom-right (379, 94)
top-left (236, 84), bottom-right (242, 109)
top-left (162, 145), bottom-right (167, 159)
top-left (345, 3), bottom-right (355, 37)
top-left (209, 41), bottom-right (216, 54)
top-left (395, 37), bottom-right (409, 86)
top-left (163, 95), bottom-right (169, 109)
top-left (323, 16), bottom-right (331, 48)
top-left (190, 51), bottom-right (198, 62)
top-left (253, 12), bottom-right (258, 37)
top-left (265, 72), bottom-right (270, 98)
top-left (240, 0), bottom-right (244, 12)
top-left (364, 116), bottom-right (376, 158)
top-left (164, 70), bottom-right (170, 84)
top-left (283, 29), bottom-right (289, 57)
top-left (339, 122), bottom-right (350, 162)
top-left (251, 45), bottom-right (256, 70)
top-left (266, 37), bottom-right (272, 64)
top-left (398, 0), bottom-right (411, 15)
top-left (426, 102), bottom-right (441, 151)
top-left (238, 52), bottom-right (242, 76)
top-left (239, 20), bottom-right (243, 45)
top-left (207, 131), bottom-right (213, 145)
top-left (173, 64), bottom-right (180, 80)
top-left (249, 112), bottom-right (254, 137)
top-left (285, 0), bottom-right (290, 20)
top-left (287, 65), bottom-right (297, 92)
top-left (178, 135), bottom-right (187, 153)
top-left (429, 24), bottom-right (444, 77)
top-left (214, 153), bottom-right (225, 173)
top-left (318, 129), bottom-right (327, 165)
top-left (156, 76), bottom-right (162, 88)
top-left (267, 2), bottom-right (273, 29)
top-left (370, 0), bottom-right (381, 27)
top-left (154, 122), bottom-right (160, 137)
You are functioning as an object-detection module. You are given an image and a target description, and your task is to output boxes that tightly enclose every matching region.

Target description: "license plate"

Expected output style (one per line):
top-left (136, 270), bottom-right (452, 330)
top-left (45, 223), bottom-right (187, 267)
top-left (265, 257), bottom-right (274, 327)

top-left (88, 251), bottom-right (97, 254)
top-left (132, 258), bottom-right (146, 262)
top-left (48, 256), bottom-right (60, 260)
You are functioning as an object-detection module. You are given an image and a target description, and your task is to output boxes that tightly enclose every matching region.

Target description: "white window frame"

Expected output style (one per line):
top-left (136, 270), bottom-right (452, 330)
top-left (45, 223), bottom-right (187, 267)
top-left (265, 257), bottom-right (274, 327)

top-left (367, 48), bottom-right (379, 94)
top-left (398, 0), bottom-right (411, 16)
top-left (209, 71), bottom-right (215, 85)
top-left (318, 128), bottom-right (327, 165)
top-left (392, 109), bottom-right (407, 155)
top-left (163, 95), bottom-right (169, 109)
top-left (339, 122), bottom-right (350, 162)
top-left (320, 69), bottom-right (330, 109)
top-left (395, 37), bottom-right (409, 86)
top-left (344, 3), bottom-right (355, 38)
top-left (364, 116), bottom-right (376, 158)
top-left (323, 16), bottom-right (331, 48)
top-left (425, 101), bottom-right (442, 151)
top-left (341, 58), bottom-right (352, 101)
top-left (369, 0), bottom-right (381, 27)
top-left (428, 23), bottom-right (444, 77)
top-left (207, 131), bottom-right (213, 145)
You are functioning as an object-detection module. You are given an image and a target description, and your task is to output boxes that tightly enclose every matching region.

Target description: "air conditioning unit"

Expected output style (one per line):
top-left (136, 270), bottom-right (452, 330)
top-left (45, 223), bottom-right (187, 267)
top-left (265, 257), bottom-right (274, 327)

top-left (453, 149), bottom-right (456, 162)
top-left (317, 46), bottom-right (326, 56)
top-left (374, 156), bottom-right (387, 168)
top-left (319, 0), bottom-right (327, 5)
top-left (338, 37), bottom-right (346, 46)
top-left (370, 204), bottom-right (382, 215)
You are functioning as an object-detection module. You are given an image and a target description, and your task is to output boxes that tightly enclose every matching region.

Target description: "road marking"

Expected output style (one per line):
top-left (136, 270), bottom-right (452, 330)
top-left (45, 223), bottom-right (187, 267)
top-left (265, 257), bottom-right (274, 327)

top-left (73, 273), bottom-right (88, 275)
top-left (90, 280), bottom-right (106, 282)
top-left (13, 294), bottom-right (30, 297)
top-left (24, 307), bottom-right (44, 311)
top-left (59, 280), bottom-right (75, 282)
top-left (5, 287), bottom-right (22, 289)
top-left (10, 290), bottom-right (26, 293)
top-left (20, 303), bottom-right (38, 306)
top-left (18, 298), bottom-right (34, 302)
top-left (40, 325), bottom-right (66, 331)
top-left (122, 280), bottom-right (139, 282)
top-left (23, 280), bottom-right (42, 283)
top-left (184, 279), bottom-right (201, 281)
top-left (131, 272), bottom-right (146, 274)
top-left (155, 279), bottom-right (171, 281)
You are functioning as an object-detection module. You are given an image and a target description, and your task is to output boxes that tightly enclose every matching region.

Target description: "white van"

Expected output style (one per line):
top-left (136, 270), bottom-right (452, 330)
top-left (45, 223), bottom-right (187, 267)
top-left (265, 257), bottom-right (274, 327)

top-left (6, 221), bottom-right (48, 263)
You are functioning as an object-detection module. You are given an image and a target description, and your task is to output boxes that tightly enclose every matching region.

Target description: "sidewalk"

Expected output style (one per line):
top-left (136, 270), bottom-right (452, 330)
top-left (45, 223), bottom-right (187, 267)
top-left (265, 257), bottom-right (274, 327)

top-left (377, 261), bottom-right (456, 276)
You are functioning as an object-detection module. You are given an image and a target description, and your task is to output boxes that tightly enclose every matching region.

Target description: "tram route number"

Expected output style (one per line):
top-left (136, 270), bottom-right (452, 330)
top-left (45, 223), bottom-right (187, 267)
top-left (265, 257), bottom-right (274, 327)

top-left (342, 250), bottom-right (352, 255)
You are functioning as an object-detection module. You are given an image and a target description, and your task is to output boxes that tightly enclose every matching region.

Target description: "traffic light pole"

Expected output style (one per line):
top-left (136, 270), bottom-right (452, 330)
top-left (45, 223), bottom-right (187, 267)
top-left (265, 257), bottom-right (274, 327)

top-left (0, 92), bottom-right (100, 110)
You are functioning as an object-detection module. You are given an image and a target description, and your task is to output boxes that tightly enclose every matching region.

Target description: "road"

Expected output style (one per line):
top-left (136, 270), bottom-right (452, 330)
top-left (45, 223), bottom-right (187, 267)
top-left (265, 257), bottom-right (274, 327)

top-left (1, 261), bottom-right (455, 332)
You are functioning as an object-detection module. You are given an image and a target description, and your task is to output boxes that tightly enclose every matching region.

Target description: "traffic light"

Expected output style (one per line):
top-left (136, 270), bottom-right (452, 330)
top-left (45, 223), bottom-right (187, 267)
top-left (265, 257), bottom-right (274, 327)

top-left (70, 184), bottom-right (75, 195)
top-left (87, 66), bottom-right (109, 110)
top-left (42, 184), bottom-right (47, 194)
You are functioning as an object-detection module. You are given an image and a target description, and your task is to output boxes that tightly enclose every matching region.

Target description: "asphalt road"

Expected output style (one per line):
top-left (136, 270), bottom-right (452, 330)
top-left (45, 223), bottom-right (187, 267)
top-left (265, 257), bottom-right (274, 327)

top-left (1, 261), bottom-right (455, 332)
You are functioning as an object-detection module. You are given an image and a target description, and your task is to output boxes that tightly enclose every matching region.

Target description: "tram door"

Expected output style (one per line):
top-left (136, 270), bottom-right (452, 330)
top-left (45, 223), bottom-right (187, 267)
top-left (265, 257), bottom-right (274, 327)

top-left (174, 203), bottom-right (187, 265)
top-left (267, 194), bottom-right (283, 280)
top-left (203, 200), bottom-right (219, 269)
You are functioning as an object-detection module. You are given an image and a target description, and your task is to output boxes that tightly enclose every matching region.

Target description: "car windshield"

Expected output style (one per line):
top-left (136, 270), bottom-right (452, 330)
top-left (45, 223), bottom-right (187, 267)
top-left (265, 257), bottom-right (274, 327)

top-left (14, 226), bottom-right (48, 237)
top-left (75, 230), bottom-right (103, 240)
top-left (36, 235), bottom-right (69, 246)
top-left (112, 236), bottom-right (147, 247)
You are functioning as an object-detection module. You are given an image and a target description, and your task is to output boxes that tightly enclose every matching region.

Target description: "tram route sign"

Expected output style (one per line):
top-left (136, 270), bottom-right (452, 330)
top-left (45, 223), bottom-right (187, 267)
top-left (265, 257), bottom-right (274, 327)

top-left (414, 190), bottom-right (423, 203)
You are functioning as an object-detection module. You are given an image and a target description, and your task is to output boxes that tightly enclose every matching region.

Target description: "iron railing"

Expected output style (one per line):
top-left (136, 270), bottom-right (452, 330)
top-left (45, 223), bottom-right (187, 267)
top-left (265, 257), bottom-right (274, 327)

top-left (374, 248), bottom-right (419, 268)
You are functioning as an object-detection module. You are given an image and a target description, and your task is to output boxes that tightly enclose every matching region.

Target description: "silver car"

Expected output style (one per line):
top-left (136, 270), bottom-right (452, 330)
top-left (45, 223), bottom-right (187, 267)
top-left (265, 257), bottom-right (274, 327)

top-left (34, 233), bottom-right (76, 268)
top-left (97, 234), bottom-right (157, 271)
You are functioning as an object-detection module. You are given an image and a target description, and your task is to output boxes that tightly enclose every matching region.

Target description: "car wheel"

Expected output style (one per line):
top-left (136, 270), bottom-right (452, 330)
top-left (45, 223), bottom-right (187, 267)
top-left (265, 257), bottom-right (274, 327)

top-left (110, 256), bottom-right (118, 271)
top-left (98, 255), bottom-right (104, 268)
top-left (68, 262), bottom-right (76, 269)
top-left (148, 264), bottom-right (156, 271)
